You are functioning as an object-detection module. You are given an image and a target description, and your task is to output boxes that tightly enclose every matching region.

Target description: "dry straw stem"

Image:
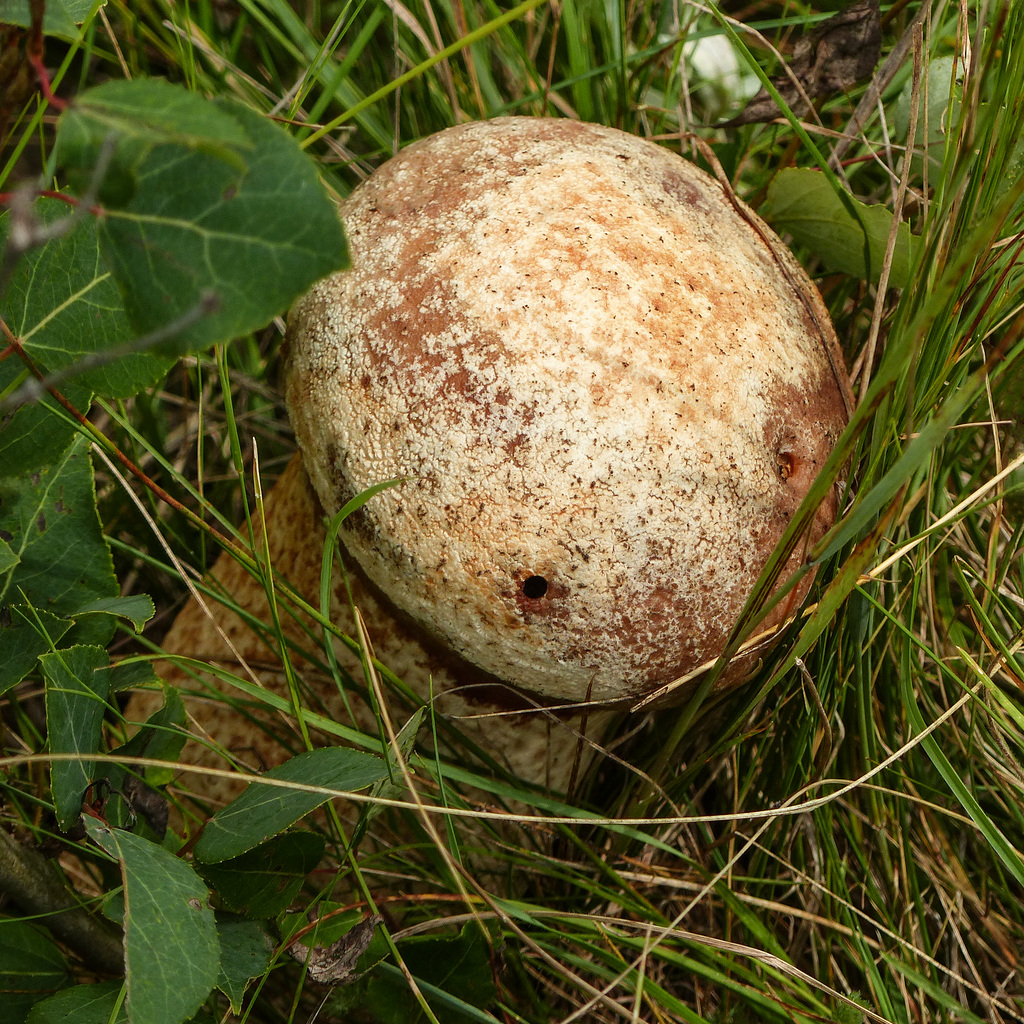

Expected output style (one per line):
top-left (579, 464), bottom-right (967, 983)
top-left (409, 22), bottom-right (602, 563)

top-left (3, 670), bottom-right (990, 831)
top-left (92, 446), bottom-right (270, 703)
top-left (858, 23), bottom-right (923, 404)
top-left (864, 448), bottom-right (1024, 581)
top-left (392, 896), bottom-right (1011, 1019)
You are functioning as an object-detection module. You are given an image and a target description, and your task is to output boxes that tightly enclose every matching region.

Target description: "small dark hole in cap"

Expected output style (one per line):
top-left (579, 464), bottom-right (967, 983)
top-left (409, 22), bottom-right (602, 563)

top-left (778, 451), bottom-right (796, 481)
top-left (522, 575), bottom-right (549, 599)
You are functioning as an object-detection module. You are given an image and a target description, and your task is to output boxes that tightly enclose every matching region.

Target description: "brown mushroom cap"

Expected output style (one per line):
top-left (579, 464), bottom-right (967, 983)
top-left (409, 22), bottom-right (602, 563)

top-left (284, 117), bottom-right (851, 707)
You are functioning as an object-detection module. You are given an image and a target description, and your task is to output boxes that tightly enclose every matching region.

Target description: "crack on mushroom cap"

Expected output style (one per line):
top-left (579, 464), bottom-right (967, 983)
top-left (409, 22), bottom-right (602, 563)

top-left (284, 117), bottom-right (850, 705)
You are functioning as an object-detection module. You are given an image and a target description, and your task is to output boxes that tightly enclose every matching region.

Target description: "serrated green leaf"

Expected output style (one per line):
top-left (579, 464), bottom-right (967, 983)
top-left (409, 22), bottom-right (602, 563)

top-left (0, 372), bottom-right (90, 478)
top-left (108, 658), bottom-right (160, 693)
top-left (0, 435), bottom-right (118, 649)
top-left (25, 980), bottom-right (126, 1024)
top-left (58, 78), bottom-right (251, 163)
top-left (215, 915), bottom-right (273, 1014)
top-left (96, 98), bottom-right (347, 354)
top-left (193, 748), bottom-right (387, 863)
top-left (0, 538), bottom-right (18, 574)
top-left (107, 685), bottom-right (186, 793)
top-left (197, 831), bottom-right (325, 918)
top-left (0, 200), bottom-right (170, 474)
top-left (41, 644), bottom-right (111, 829)
top-left (761, 168), bottom-right (917, 287)
top-left (73, 594), bottom-right (154, 632)
top-left (86, 822), bottom-right (219, 1024)
top-left (0, 0), bottom-right (101, 38)
top-left (55, 80), bottom-right (252, 206)
top-left (0, 606), bottom-right (72, 697)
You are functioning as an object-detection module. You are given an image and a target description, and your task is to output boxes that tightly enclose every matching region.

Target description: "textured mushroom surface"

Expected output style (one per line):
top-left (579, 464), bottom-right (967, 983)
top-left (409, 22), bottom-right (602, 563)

top-left (285, 116), bottom-right (851, 707)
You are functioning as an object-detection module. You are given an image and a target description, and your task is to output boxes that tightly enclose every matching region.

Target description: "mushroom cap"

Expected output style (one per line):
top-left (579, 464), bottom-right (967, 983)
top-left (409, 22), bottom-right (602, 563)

top-left (284, 117), bottom-right (851, 706)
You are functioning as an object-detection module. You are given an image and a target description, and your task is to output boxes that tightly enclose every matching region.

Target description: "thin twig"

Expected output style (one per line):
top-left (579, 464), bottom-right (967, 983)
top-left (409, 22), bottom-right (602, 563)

top-left (0, 290), bottom-right (219, 414)
top-left (26, 0), bottom-right (67, 111)
top-left (0, 135), bottom-right (117, 296)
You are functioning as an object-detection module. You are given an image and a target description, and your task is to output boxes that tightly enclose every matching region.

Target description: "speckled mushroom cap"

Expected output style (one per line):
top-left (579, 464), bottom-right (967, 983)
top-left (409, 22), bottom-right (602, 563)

top-left (284, 117), bottom-right (851, 706)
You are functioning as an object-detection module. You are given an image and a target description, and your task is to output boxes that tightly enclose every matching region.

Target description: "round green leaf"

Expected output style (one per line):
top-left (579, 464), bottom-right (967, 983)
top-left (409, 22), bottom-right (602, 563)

top-left (96, 95), bottom-right (348, 354)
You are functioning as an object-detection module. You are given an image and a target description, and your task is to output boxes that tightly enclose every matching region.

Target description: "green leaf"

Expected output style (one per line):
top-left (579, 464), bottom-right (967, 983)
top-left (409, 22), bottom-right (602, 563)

top-left (101, 889), bottom-right (125, 926)
top-left (998, 132), bottom-right (1024, 208)
top-left (107, 685), bottom-right (186, 791)
top-left (215, 915), bottom-right (273, 1014)
top-left (41, 644), bottom-right (111, 830)
top-left (398, 926), bottom-right (497, 1018)
top-left (95, 95), bottom-right (347, 354)
top-left (0, 921), bottom-right (71, 1023)
top-left (58, 78), bottom-right (251, 165)
top-left (0, 538), bottom-right (18, 574)
top-left (358, 927), bottom-right (500, 1024)
top-left (86, 822), bottom-right (219, 1024)
top-left (281, 903), bottom-right (362, 948)
top-left (25, 980), bottom-right (127, 1024)
top-left (197, 831), bottom-right (326, 918)
top-left (0, 200), bottom-right (169, 474)
top-left (73, 594), bottom-right (155, 632)
top-left (135, 688), bottom-right (187, 788)
top-left (893, 55), bottom-right (962, 175)
top-left (0, 435), bottom-right (118, 648)
top-left (331, 926), bottom-right (498, 1024)
top-left (4, 85), bottom-right (346, 458)
top-left (56, 80), bottom-right (251, 206)
top-left (0, 373), bottom-right (90, 480)
top-left (761, 168), bottom-right (917, 287)
top-left (352, 707), bottom-right (424, 847)
top-left (108, 658), bottom-right (161, 693)
top-left (0, 606), bottom-right (72, 698)
top-left (193, 747), bottom-right (388, 864)
top-left (0, 0), bottom-right (101, 38)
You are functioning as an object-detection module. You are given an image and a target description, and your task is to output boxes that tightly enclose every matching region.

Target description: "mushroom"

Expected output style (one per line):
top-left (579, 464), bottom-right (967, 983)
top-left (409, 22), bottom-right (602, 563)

top-left (139, 117), bottom-right (851, 801)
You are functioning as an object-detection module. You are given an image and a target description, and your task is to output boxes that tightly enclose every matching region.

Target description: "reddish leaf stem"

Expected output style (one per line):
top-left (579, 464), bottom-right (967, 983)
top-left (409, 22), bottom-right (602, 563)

top-left (0, 321), bottom-right (249, 563)
top-left (0, 190), bottom-right (100, 213)
top-left (27, 0), bottom-right (67, 111)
